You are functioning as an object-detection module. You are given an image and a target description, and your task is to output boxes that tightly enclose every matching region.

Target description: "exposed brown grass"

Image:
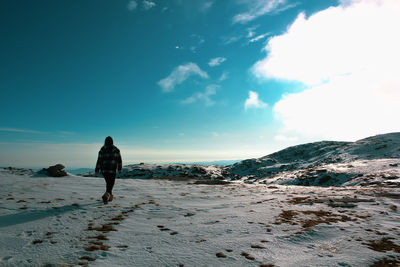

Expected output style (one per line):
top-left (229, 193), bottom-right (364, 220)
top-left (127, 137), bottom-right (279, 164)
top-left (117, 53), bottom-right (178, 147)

top-left (111, 215), bottom-right (125, 221)
top-left (241, 252), bottom-right (255, 260)
top-left (216, 252), bottom-right (227, 258)
top-left (369, 257), bottom-right (400, 267)
top-left (87, 224), bottom-right (117, 233)
top-left (79, 256), bottom-right (96, 261)
top-left (251, 244), bottom-right (265, 249)
top-left (363, 238), bottom-right (400, 253)
top-left (274, 209), bottom-right (355, 230)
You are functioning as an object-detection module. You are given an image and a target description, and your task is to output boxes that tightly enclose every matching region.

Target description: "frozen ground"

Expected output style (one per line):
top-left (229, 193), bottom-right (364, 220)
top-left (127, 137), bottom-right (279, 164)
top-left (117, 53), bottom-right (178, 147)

top-left (1, 169), bottom-right (399, 266)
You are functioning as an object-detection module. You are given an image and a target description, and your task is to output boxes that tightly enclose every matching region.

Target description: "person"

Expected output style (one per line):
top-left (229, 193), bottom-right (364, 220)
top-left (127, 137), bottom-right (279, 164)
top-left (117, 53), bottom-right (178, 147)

top-left (95, 136), bottom-right (122, 203)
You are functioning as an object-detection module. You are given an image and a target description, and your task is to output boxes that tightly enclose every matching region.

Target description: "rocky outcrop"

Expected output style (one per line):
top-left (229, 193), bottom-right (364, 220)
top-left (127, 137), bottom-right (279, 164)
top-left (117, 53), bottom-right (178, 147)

top-left (42, 164), bottom-right (67, 177)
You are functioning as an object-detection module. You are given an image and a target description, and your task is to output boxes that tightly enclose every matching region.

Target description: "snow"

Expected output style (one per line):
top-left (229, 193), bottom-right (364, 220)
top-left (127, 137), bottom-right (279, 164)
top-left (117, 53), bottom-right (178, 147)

top-left (1, 169), bottom-right (400, 266)
top-left (1, 132), bottom-right (400, 266)
top-left (228, 132), bottom-right (400, 187)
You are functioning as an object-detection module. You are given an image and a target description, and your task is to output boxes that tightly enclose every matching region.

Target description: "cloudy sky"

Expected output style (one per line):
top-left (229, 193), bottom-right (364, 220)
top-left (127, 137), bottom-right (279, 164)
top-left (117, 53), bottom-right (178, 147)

top-left (1, 0), bottom-right (399, 167)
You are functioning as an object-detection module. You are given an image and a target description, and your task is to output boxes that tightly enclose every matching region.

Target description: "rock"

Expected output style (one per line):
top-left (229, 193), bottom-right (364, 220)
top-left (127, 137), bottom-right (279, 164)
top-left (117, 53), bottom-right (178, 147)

top-left (43, 164), bottom-right (67, 177)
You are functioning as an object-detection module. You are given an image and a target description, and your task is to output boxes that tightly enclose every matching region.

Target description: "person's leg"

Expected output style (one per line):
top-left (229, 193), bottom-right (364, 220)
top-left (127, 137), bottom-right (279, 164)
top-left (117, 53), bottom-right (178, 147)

top-left (105, 173), bottom-right (116, 195)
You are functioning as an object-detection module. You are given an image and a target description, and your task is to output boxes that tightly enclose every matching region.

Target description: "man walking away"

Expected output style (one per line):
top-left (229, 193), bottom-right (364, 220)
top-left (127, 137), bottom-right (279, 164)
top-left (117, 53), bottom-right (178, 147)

top-left (95, 136), bottom-right (122, 204)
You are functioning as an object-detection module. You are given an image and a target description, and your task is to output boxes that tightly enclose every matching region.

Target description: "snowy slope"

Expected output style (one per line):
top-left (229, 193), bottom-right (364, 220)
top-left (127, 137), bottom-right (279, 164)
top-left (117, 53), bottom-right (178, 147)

top-left (82, 163), bottom-right (230, 181)
top-left (1, 169), bottom-right (399, 266)
top-left (80, 133), bottom-right (400, 187)
top-left (228, 132), bottom-right (400, 186)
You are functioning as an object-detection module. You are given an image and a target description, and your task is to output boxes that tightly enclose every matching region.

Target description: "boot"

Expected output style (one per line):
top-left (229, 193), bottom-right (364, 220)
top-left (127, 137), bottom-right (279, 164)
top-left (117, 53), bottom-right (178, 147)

top-left (102, 192), bottom-right (111, 204)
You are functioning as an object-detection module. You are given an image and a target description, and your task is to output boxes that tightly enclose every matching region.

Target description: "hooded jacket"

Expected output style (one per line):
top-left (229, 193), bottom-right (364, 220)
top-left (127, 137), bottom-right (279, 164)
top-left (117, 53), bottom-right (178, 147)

top-left (95, 145), bottom-right (122, 174)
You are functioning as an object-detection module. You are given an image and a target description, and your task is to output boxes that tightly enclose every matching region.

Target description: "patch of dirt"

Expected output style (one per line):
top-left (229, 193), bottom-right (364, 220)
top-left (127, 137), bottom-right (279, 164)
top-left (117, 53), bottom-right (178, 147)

top-left (111, 215), bottom-right (125, 221)
top-left (376, 192), bottom-right (400, 199)
top-left (84, 245), bottom-right (100, 251)
top-left (251, 244), bottom-right (265, 249)
top-left (87, 224), bottom-right (117, 233)
top-left (274, 210), bottom-right (298, 225)
top-left (241, 252), bottom-right (255, 260)
top-left (363, 238), bottom-right (400, 253)
top-left (79, 256), bottom-right (96, 262)
top-left (216, 252), bottom-right (227, 258)
top-left (369, 257), bottom-right (400, 267)
top-left (193, 180), bottom-right (231, 185)
top-left (287, 196), bottom-right (312, 205)
top-left (89, 241), bottom-right (103, 246)
top-left (274, 209), bottom-right (355, 230)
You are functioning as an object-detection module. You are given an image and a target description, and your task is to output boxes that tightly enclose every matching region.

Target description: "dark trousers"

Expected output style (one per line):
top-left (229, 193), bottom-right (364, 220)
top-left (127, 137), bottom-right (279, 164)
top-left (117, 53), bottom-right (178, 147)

top-left (103, 173), bottom-right (116, 194)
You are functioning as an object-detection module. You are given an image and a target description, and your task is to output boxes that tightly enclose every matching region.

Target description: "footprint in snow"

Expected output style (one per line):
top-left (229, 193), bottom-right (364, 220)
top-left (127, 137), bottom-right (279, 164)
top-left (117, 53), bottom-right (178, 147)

top-left (216, 252), bottom-right (227, 258)
top-left (241, 252), bottom-right (255, 260)
top-left (251, 244), bottom-right (265, 249)
top-left (80, 256), bottom-right (96, 262)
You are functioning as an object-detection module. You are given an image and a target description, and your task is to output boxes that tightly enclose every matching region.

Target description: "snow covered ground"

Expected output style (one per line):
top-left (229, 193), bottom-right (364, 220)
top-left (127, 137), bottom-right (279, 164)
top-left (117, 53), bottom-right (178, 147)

top-left (1, 168), bottom-right (399, 266)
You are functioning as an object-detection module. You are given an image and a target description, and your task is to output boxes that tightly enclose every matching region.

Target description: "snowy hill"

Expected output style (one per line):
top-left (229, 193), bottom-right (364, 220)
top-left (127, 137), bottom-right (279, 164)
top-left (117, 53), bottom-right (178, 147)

top-left (227, 132), bottom-right (400, 187)
top-left (81, 132), bottom-right (400, 187)
top-left (82, 163), bottom-right (230, 181)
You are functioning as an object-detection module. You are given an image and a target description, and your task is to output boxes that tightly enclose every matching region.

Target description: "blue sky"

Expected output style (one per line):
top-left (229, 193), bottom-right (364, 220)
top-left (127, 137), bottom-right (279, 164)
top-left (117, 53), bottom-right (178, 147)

top-left (1, 0), bottom-right (399, 167)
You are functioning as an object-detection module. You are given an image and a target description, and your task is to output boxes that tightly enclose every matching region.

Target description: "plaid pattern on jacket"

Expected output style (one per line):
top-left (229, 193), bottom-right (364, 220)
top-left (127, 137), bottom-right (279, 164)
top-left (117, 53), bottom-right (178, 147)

top-left (95, 145), bottom-right (122, 174)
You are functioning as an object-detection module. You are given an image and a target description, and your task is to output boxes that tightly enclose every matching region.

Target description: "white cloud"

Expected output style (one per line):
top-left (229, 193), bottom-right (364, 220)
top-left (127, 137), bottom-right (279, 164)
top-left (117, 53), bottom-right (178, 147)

top-left (249, 33), bottom-right (269, 43)
top-left (247, 26), bottom-right (258, 38)
top-left (181, 84), bottom-right (219, 106)
top-left (158, 63), bottom-right (209, 92)
top-left (143, 0), bottom-right (156, 10)
top-left (233, 0), bottom-right (292, 24)
top-left (201, 1), bottom-right (214, 12)
top-left (208, 57), bottom-right (227, 67)
top-left (244, 91), bottom-right (267, 110)
top-left (0, 127), bottom-right (44, 134)
top-left (253, 0), bottom-right (400, 140)
top-left (222, 35), bottom-right (242, 45)
top-left (127, 0), bottom-right (138, 11)
top-left (219, 71), bottom-right (229, 82)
